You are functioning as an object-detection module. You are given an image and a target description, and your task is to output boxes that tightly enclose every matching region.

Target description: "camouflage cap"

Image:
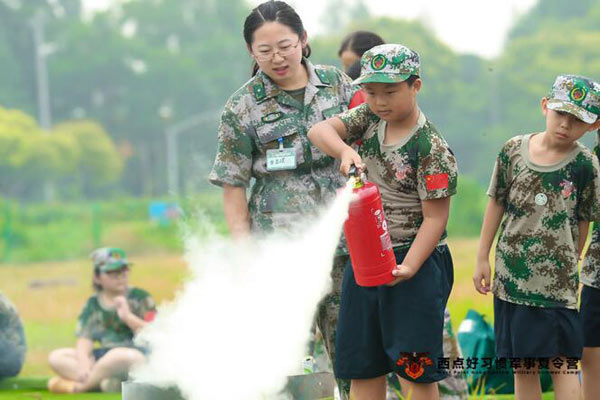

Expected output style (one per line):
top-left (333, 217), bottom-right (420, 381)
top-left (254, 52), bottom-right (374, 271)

top-left (547, 75), bottom-right (600, 123)
top-left (90, 247), bottom-right (130, 272)
top-left (353, 44), bottom-right (421, 85)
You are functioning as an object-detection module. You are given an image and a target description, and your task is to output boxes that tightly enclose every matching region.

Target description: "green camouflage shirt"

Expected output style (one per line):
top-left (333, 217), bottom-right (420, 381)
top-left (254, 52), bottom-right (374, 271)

top-left (75, 287), bottom-right (156, 348)
top-left (0, 292), bottom-right (26, 360)
top-left (581, 132), bottom-right (600, 289)
top-left (488, 134), bottom-right (600, 309)
top-left (209, 60), bottom-right (357, 234)
top-left (339, 104), bottom-right (458, 247)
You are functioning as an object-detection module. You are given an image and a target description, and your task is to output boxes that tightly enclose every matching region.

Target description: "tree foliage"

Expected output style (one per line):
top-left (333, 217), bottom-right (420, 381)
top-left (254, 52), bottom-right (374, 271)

top-left (0, 0), bottom-right (598, 199)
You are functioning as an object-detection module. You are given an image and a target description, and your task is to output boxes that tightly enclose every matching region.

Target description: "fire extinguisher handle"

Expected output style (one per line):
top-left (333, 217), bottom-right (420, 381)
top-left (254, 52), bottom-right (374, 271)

top-left (348, 165), bottom-right (358, 177)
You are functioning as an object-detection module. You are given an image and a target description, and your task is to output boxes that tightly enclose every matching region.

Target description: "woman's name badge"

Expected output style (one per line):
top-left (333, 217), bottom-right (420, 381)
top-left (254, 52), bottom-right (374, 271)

top-left (266, 148), bottom-right (297, 171)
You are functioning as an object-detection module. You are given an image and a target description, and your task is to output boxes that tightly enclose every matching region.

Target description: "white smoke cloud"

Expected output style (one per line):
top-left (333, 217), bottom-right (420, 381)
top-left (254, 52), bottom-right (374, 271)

top-left (132, 183), bottom-right (354, 400)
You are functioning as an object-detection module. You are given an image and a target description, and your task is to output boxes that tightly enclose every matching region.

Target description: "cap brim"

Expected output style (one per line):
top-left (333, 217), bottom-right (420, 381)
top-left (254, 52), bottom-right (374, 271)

top-left (99, 260), bottom-right (130, 272)
top-left (547, 99), bottom-right (598, 124)
top-left (353, 73), bottom-right (412, 85)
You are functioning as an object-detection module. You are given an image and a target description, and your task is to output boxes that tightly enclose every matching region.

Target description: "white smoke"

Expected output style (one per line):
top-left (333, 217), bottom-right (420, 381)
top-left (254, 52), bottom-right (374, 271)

top-left (132, 183), bottom-right (354, 400)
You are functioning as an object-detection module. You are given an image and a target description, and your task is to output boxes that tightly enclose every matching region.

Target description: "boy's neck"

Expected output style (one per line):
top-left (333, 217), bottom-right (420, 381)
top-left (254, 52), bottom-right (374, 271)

top-left (383, 105), bottom-right (420, 145)
top-left (528, 131), bottom-right (576, 166)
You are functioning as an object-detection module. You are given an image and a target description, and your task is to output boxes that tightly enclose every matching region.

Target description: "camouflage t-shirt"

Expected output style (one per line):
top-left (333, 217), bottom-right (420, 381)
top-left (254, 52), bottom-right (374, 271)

top-left (338, 104), bottom-right (458, 247)
top-left (75, 287), bottom-right (156, 348)
top-left (0, 292), bottom-right (26, 360)
top-left (488, 134), bottom-right (600, 309)
top-left (581, 132), bottom-right (600, 289)
top-left (209, 60), bottom-right (357, 234)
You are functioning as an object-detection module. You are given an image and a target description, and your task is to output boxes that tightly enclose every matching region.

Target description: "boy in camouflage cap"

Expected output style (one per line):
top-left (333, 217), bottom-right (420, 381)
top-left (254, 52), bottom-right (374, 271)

top-left (581, 128), bottom-right (600, 398)
top-left (309, 44), bottom-right (458, 399)
top-left (47, 247), bottom-right (157, 393)
top-left (474, 75), bottom-right (600, 400)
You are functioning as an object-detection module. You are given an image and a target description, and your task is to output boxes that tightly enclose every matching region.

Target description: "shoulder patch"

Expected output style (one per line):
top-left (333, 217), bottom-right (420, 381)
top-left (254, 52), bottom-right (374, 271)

top-left (252, 82), bottom-right (266, 101)
top-left (315, 68), bottom-right (330, 85)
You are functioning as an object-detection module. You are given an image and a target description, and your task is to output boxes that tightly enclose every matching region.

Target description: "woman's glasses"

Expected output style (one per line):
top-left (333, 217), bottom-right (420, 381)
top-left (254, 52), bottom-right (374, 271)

top-left (253, 38), bottom-right (301, 62)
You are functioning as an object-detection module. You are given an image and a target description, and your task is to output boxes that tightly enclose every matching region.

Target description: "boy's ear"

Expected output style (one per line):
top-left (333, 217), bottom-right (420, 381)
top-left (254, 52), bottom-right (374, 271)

top-left (589, 118), bottom-right (600, 131)
top-left (412, 78), bottom-right (422, 92)
top-left (540, 97), bottom-right (549, 116)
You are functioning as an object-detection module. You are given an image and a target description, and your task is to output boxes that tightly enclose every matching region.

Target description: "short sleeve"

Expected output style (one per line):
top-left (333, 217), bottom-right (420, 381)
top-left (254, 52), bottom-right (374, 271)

top-left (416, 133), bottom-right (458, 200)
top-left (577, 152), bottom-right (600, 221)
top-left (129, 288), bottom-right (157, 322)
top-left (338, 103), bottom-right (379, 144)
top-left (75, 298), bottom-right (95, 339)
top-left (486, 141), bottom-right (513, 207)
top-left (208, 102), bottom-right (253, 188)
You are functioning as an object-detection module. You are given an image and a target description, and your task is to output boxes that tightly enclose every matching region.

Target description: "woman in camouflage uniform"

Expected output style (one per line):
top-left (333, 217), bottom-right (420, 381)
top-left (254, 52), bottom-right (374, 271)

top-left (0, 292), bottom-right (26, 379)
top-left (208, 1), bottom-right (356, 396)
top-left (47, 248), bottom-right (157, 393)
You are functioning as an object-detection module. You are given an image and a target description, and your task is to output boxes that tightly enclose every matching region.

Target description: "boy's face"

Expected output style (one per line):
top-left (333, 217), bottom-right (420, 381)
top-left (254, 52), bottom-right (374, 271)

top-left (541, 98), bottom-right (600, 143)
top-left (95, 266), bottom-right (130, 295)
top-left (362, 80), bottom-right (421, 123)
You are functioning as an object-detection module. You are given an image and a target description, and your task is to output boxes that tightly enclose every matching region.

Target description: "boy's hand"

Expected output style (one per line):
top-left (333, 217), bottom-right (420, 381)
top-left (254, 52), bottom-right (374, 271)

top-left (473, 259), bottom-right (491, 295)
top-left (340, 148), bottom-right (365, 175)
top-left (385, 264), bottom-right (417, 286)
top-left (114, 296), bottom-right (132, 321)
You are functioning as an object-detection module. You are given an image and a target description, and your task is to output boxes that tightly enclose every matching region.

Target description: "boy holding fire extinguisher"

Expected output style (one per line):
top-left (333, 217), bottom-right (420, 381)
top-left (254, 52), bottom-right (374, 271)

top-left (308, 44), bottom-right (458, 400)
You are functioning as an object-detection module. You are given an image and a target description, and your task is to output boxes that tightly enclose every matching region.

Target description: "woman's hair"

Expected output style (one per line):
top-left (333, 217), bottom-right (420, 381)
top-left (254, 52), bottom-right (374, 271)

top-left (338, 30), bottom-right (385, 58)
top-left (243, 0), bottom-right (311, 76)
top-left (346, 60), bottom-right (362, 80)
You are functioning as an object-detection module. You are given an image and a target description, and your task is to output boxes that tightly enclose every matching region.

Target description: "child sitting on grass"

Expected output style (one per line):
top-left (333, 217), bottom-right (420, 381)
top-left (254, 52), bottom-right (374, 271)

top-left (47, 247), bottom-right (156, 393)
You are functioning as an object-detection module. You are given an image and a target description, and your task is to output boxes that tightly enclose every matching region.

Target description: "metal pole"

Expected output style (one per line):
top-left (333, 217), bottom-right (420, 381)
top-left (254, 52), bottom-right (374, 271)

top-left (166, 129), bottom-right (178, 195)
top-left (31, 11), bottom-right (52, 130)
top-left (164, 110), bottom-right (218, 195)
top-left (31, 11), bottom-right (55, 202)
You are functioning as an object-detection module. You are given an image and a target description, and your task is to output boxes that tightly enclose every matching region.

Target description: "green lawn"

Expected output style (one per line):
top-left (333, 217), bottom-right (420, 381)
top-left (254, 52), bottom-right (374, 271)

top-left (0, 240), bottom-right (560, 399)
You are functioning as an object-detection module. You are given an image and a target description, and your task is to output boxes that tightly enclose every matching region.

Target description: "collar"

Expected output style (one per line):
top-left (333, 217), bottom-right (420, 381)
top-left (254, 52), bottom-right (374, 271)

top-left (252, 59), bottom-right (329, 103)
top-left (377, 109), bottom-right (426, 151)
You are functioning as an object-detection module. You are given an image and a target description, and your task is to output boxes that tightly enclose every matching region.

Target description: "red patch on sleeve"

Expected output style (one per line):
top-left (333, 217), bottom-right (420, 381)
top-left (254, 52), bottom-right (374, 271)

top-left (349, 90), bottom-right (367, 109)
top-left (144, 310), bottom-right (157, 322)
top-left (425, 173), bottom-right (449, 191)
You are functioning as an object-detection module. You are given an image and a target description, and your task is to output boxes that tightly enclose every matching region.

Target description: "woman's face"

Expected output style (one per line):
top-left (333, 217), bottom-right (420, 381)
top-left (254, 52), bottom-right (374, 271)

top-left (249, 22), bottom-right (306, 87)
top-left (339, 49), bottom-right (360, 71)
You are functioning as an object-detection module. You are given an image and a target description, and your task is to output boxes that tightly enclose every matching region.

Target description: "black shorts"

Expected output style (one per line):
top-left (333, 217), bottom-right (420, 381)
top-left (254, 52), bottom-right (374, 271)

top-left (92, 346), bottom-right (148, 361)
top-left (494, 297), bottom-right (583, 359)
top-left (335, 245), bottom-right (453, 383)
top-left (580, 285), bottom-right (600, 347)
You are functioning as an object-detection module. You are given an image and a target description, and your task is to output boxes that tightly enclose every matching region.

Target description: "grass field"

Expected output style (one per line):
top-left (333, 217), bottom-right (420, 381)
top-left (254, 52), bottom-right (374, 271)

top-left (0, 239), bottom-right (554, 399)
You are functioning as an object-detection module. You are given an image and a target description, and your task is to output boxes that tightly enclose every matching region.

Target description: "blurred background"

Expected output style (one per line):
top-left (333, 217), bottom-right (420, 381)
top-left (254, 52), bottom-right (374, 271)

top-left (0, 0), bottom-right (599, 262)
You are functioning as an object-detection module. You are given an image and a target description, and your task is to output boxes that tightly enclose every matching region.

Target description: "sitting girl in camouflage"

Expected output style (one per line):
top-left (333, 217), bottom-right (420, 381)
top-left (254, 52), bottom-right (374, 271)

top-left (474, 75), bottom-right (600, 400)
top-left (47, 247), bottom-right (156, 393)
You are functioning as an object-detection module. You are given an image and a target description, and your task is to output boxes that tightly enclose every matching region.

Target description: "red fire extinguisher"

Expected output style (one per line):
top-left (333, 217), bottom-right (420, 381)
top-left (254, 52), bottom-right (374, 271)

top-left (344, 166), bottom-right (396, 286)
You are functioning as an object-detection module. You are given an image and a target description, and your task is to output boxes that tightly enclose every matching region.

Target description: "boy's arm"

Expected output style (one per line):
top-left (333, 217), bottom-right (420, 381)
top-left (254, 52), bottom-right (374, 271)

top-left (386, 197), bottom-right (450, 286)
top-left (307, 118), bottom-right (363, 175)
top-left (473, 197), bottom-right (505, 294)
top-left (75, 337), bottom-right (94, 381)
top-left (114, 296), bottom-right (149, 334)
top-left (578, 220), bottom-right (590, 259)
